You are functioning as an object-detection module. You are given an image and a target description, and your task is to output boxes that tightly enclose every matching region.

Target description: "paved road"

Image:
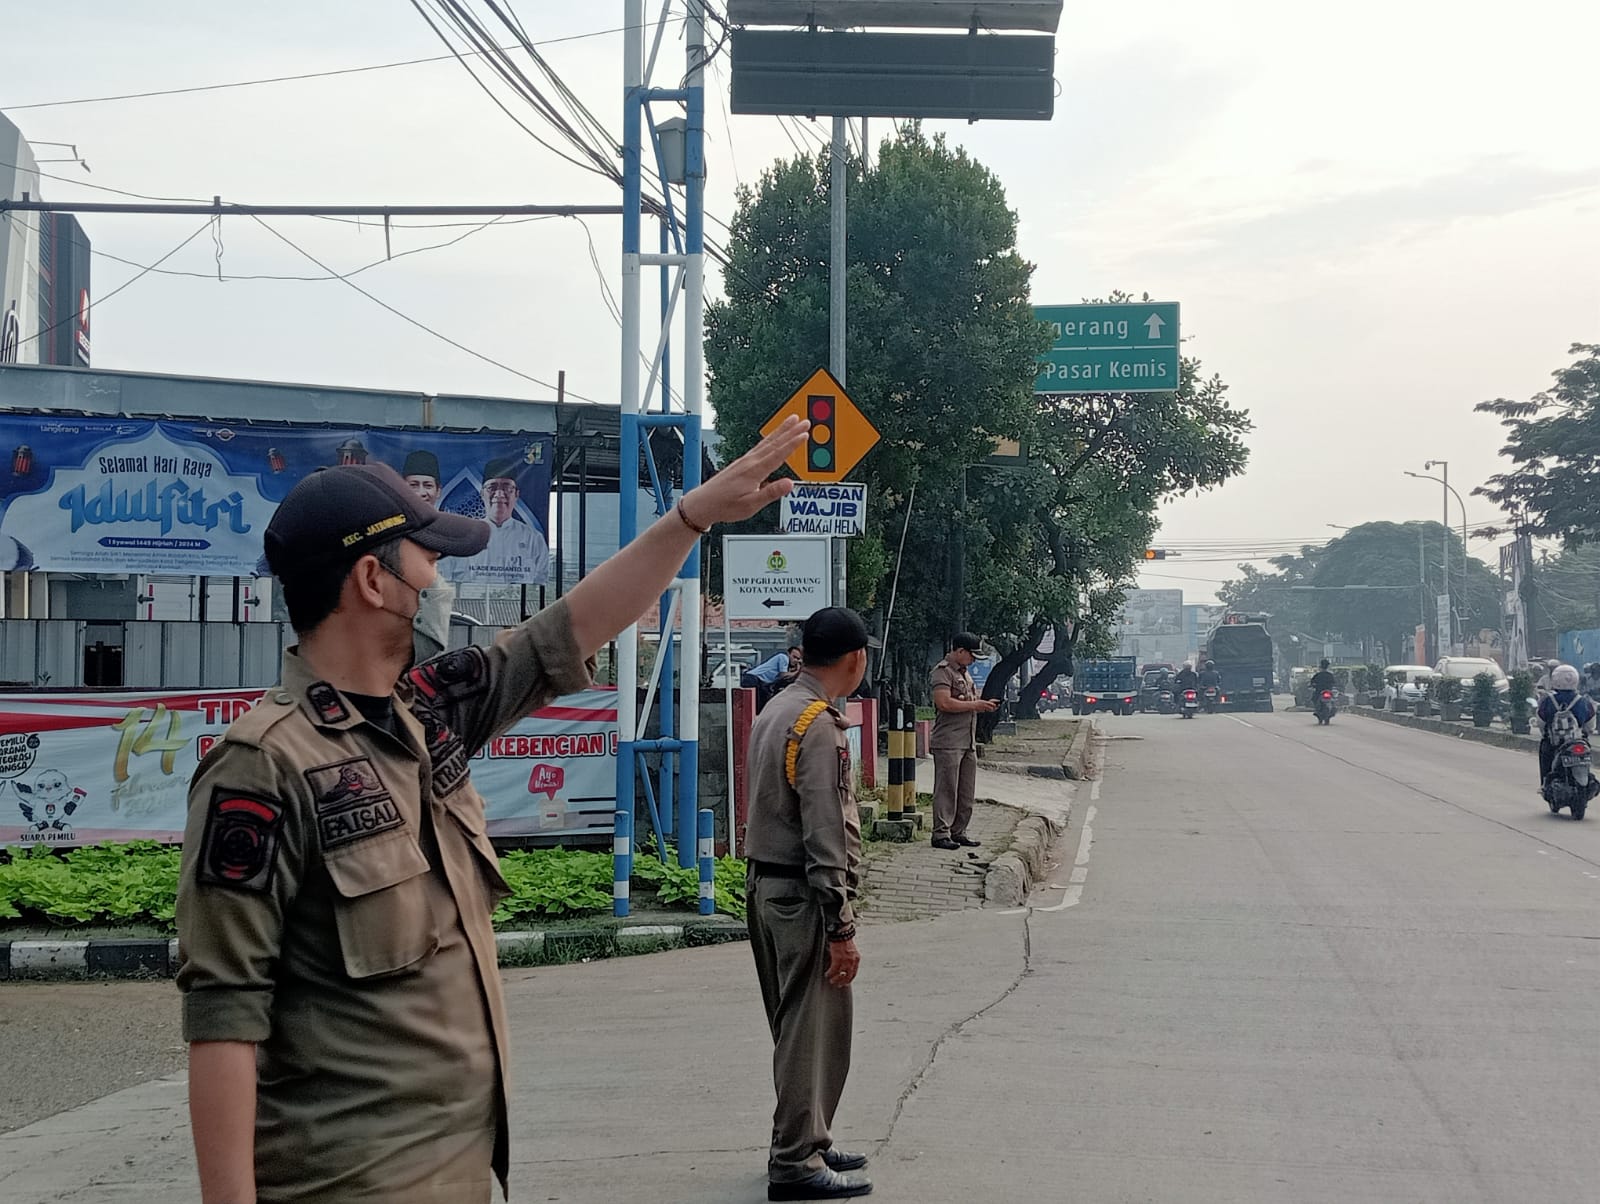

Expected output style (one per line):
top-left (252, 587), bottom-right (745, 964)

top-left (5, 711), bottom-right (1597, 1202)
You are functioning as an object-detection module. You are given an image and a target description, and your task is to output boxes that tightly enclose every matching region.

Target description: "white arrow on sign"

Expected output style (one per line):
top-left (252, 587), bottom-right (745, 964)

top-left (1144, 313), bottom-right (1165, 339)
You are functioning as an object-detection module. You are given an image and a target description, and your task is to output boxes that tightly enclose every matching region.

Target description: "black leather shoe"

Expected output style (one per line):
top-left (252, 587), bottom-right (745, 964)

top-left (769, 1168), bottom-right (873, 1200)
top-left (823, 1148), bottom-right (868, 1172)
top-left (931, 837), bottom-right (960, 850)
top-left (953, 835), bottom-right (982, 847)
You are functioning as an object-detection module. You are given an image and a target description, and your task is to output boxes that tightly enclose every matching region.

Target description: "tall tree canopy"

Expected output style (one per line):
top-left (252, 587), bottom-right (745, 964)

top-left (1216, 522), bottom-right (1499, 663)
top-left (705, 131), bottom-right (1250, 706)
top-left (1476, 343), bottom-right (1600, 541)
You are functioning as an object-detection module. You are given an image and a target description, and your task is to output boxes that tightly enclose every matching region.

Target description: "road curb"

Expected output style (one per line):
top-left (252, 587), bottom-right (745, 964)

top-left (1347, 704), bottom-right (1537, 753)
top-left (0, 918), bottom-right (750, 981)
top-left (980, 717), bottom-right (1095, 782)
top-left (982, 719), bottom-right (1092, 906)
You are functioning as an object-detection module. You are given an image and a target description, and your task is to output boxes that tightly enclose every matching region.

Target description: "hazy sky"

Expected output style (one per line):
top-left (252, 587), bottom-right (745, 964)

top-left (4, 1), bottom-right (1597, 603)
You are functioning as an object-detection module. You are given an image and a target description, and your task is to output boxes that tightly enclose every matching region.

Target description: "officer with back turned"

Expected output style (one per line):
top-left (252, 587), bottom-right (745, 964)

top-left (744, 607), bottom-right (873, 1200)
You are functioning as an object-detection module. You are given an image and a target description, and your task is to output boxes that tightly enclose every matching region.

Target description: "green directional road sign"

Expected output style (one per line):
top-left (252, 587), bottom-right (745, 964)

top-left (1034, 302), bottom-right (1180, 394)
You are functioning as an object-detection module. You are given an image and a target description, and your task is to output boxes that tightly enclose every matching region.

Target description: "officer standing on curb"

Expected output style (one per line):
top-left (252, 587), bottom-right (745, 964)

top-left (176, 418), bottom-right (808, 1204)
top-left (745, 607), bottom-right (873, 1201)
top-left (929, 632), bottom-right (998, 851)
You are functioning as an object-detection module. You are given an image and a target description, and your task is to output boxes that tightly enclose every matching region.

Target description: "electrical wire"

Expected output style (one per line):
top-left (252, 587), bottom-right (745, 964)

top-left (249, 214), bottom-right (595, 400)
top-left (11, 218), bottom-right (215, 350)
top-left (1, 19), bottom-right (681, 111)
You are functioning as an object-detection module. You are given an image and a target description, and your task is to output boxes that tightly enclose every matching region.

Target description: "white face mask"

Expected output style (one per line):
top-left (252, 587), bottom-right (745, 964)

top-left (411, 571), bottom-right (454, 660)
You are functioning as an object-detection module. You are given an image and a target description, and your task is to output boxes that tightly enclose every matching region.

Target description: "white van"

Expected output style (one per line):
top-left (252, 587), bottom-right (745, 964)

top-left (1434, 656), bottom-right (1508, 691)
top-left (1382, 665), bottom-right (1434, 704)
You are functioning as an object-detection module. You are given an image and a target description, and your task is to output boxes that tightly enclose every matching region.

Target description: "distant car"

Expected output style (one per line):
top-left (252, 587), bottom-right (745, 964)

top-left (1382, 665), bottom-right (1434, 704)
top-left (1433, 656), bottom-right (1509, 693)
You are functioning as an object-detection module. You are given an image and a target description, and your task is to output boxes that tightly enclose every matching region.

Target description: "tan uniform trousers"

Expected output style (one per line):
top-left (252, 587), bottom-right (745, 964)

top-left (746, 870), bottom-right (854, 1182)
top-left (931, 748), bottom-right (977, 841)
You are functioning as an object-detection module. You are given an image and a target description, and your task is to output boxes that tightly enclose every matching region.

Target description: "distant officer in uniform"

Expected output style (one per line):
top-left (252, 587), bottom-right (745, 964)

top-left (745, 607), bottom-right (872, 1201)
top-left (176, 419), bottom-right (808, 1204)
top-left (929, 632), bottom-right (998, 851)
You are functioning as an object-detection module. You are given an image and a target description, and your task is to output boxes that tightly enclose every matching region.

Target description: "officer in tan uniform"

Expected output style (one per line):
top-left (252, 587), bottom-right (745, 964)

top-left (929, 632), bottom-right (998, 851)
top-left (177, 418), bottom-right (809, 1204)
top-left (745, 607), bottom-right (872, 1201)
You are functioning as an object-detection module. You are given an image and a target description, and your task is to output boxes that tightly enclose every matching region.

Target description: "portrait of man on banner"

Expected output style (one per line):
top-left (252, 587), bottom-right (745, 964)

top-left (446, 450), bottom-right (552, 586)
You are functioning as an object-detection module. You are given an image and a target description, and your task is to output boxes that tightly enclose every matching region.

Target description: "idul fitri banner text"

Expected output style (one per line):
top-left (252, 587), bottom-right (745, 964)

top-left (0, 416), bottom-right (554, 584)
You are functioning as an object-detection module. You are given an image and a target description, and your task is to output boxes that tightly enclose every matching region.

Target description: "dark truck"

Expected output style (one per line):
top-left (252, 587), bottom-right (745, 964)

top-left (1203, 616), bottom-right (1276, 712)
top-left (1072, 656), bottom-right (1139, 715)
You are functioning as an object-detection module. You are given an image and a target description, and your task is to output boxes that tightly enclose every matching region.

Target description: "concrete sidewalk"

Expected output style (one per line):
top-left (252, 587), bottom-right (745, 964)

top-left (0, 907), bottom-right (1040, 1204)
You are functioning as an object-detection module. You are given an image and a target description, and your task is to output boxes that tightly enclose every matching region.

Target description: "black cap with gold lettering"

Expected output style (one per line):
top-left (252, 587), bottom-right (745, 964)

top-left (264, 463), bottom-right (489, 581)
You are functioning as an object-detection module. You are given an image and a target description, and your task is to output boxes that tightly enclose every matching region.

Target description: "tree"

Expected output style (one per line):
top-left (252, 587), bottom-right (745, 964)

top-left (706, 128), bottom-right (1047, 699)
top-left (705, 137), bottom-right (1251, 714)
top-left (1476, 344), bottom-right (1600, 541)
top-left (970, 341), bottom-right (1251, 719)
top-left (1216, 522), bottom-right (1501, 664)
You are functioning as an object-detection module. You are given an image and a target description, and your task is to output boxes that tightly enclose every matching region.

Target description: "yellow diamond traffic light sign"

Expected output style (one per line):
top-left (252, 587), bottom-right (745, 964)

top-left (760, 367), bottom-right (880, 483)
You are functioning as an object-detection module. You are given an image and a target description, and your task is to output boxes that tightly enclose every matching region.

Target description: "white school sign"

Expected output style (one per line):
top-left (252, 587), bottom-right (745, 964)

top-left (722, 536), bottom-right (831, 620)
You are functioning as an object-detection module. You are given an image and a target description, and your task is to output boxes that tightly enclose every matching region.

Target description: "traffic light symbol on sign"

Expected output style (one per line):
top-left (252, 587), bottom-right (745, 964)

top-left (806, 395), bottom-right (835, 472)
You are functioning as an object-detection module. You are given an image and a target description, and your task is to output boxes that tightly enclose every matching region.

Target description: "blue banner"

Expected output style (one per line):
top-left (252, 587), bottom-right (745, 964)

top-left (0, 416), bottom-right (552, 583)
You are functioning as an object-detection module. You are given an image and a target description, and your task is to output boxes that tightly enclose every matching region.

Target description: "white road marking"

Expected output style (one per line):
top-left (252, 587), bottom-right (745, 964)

top-left (1002, 804), bottom-right (1100, 915)
top-left (1228, 716), bottom-right (1255, 729)
top-left (1090, 779), bottom-right (1101, 800)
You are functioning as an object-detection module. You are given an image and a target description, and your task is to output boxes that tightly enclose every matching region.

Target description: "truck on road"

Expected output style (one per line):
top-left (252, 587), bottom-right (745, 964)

top-left (1073, 657), bottom-right (1139, 715)
top-left (1203, 614), bottom-right (1276, 712)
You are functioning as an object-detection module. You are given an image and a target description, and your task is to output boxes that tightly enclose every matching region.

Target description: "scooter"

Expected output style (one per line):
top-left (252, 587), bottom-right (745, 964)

top-left (1201, 685), bottom-right (1220, 714)
top-left (1180, 688), bottom-right (1199, 719)
top-left (1543, 733), bottom-right (1597, 820)
top-left (1156, 688), bottom-right (1176, 715)
top-left (1313, 688), bottom-right (1337, 725)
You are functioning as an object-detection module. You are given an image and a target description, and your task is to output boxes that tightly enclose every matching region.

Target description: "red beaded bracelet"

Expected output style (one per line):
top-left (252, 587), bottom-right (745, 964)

top-left (675, 498), bottom-right (710, 535)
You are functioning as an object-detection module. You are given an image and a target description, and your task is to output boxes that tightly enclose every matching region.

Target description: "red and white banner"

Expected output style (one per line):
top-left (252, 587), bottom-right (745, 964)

top-left (0, 687), bottom-right (619, 846)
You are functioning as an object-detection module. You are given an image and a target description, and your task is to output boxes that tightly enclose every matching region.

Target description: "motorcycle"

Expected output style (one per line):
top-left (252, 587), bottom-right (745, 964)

top-left (1156, 688), bottom-right (1176, 715)
top-left (1201, 685), bottom-right (1220, 714)
top-left (1313, 688), bottom-right (1337, 725)
top-left (1543, 732), bottom-right (1597, 821)
top-left (1180, 688), bottom-right (1199, 719)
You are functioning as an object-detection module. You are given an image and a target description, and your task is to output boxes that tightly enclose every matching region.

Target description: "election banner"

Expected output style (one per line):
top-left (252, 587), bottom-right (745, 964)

top-left (0, 415), bottom-right (553, 584)
top-left (0, 686), bottom-right (618, 845)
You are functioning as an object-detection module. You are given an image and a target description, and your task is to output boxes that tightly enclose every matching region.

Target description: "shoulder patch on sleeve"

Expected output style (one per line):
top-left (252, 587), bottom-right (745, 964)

top-left (409, 647), bottom-right (490, 704)
top-left (197, 788), bottom-right (285, 893)
top-left (837, 745), bottom-right (852, 792)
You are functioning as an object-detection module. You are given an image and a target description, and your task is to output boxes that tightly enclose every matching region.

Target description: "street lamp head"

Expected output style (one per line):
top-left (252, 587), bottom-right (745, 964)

top-left (1424, 459), bottom-right (1446, 471)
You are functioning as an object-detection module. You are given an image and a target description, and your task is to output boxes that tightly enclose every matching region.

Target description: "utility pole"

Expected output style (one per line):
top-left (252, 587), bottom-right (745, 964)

top-left (829, 115), bottom-right (847, 609)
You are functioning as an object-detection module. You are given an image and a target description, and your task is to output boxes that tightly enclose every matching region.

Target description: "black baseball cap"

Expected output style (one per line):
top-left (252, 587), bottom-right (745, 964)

top-left (401, 449), bottom-right (441, 481)
top-left (951, 632), bottom-right (981, 653)
top-left (264, 463), bottom-right (489, 581)
top-left (802, 607), bottom-right (870, 662)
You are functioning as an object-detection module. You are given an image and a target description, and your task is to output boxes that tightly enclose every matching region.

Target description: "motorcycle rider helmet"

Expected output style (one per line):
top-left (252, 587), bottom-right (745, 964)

top-left (1319, 659), bottom-right (1330, 670)
top-left (1205, 660), bottom-right (1216, 670)
top-left (1551, 665), bottom-right (1581, 692)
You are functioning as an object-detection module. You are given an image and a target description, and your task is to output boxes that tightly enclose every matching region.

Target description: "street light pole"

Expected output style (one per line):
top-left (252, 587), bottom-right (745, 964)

top-left (1406, 464), bottom-right (1470, 656)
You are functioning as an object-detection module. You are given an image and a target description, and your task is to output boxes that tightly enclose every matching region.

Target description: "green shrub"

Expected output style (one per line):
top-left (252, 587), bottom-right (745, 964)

top-left (1, 840), bottom-right (749, 931)
top-left (1470, 671), bottom-right (1499, 715)
top-left (1508, 671), bottom-right (1534, 721)
top-left (1433, 675), bottom-right (1463, 705)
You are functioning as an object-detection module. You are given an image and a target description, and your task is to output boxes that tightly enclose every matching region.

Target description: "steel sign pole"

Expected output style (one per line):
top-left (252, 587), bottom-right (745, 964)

top-left (830, 114), bottom-right (848, 608)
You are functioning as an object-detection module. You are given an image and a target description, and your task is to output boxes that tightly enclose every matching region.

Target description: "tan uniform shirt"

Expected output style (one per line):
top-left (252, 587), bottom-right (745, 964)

top-left (176, 601), bottom-right (592, 1202)
top-left (929, 659), bottom-right (977, 752)
top-left (743, 671), bottom-right (861, 934)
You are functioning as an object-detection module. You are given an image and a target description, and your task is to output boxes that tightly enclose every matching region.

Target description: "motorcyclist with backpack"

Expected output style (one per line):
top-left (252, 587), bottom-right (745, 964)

top-left (1536, 664), bottom-right (1597, 790)
top-left (1309, 659), bottom-right (1337, 696)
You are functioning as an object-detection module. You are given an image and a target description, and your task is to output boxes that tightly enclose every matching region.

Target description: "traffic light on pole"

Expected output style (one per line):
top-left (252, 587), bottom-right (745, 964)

top-left (806, 394), bottom-right (835, 474)
top-left (1143, 549), bottom-right (1166, 560)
